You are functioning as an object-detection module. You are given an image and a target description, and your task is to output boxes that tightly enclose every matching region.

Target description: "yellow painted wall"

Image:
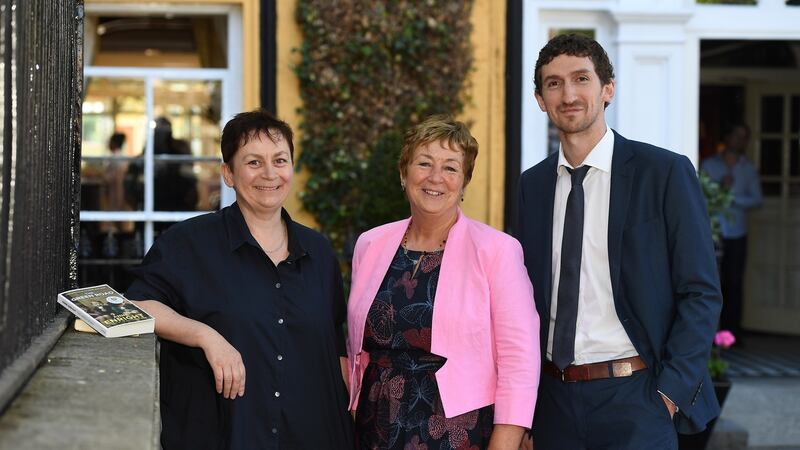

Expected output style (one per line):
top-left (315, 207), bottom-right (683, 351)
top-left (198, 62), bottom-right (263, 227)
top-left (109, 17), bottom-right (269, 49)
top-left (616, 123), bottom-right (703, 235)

top-left (275, 0), bottom-right (314, 225)
top-left (277, 0), bottom-right (507, 230)
top-left (461, 0), bottom-right (507, 230)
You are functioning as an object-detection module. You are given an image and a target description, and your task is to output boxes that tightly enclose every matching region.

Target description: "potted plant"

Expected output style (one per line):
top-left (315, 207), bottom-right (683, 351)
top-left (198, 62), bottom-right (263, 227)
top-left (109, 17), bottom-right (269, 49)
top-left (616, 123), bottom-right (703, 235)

top-left (709, 330), bottom-right (735, 401)
top-left (698, 171), bottom-right (733, 260)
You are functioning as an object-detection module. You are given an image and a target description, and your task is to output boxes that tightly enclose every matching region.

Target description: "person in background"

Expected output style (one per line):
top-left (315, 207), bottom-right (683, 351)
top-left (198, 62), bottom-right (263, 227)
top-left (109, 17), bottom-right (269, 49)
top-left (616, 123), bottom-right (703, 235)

top-left (347, 114), bottom-right (540, 450)
top-left (126, 109), bottom-right (354, 449)
top-left (104, 132), bottom-right (128, 212)
top-left (518, 34), bottom-right (722, 449)
top-left (153, 117), bottom-right (198, 212)
top-left (123, 117), bottom-right (198, 214)
top-left (100, 132), bottom-right (134, 239)
top-left (701, 122), bottom-right (763, 337)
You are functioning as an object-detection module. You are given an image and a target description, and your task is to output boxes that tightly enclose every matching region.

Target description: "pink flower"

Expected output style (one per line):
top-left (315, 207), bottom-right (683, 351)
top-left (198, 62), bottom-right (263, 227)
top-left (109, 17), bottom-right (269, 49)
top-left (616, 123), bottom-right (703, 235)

top-left (714, 330), bottom-right (736, 349)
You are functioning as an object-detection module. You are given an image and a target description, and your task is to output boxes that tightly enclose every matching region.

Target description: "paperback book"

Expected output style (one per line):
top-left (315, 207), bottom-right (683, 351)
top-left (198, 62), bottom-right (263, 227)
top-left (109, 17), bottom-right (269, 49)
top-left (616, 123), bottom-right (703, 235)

top-left (57, 284), bottom-right (154, 338)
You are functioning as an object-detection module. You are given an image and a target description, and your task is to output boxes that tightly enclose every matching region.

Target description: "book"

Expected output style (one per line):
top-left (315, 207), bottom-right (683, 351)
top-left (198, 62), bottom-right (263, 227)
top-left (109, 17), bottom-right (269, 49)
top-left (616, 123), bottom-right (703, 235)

top-left (73, 318), bottom-right (98, 334)
top-left (57, 284), bottom-right (154, 338)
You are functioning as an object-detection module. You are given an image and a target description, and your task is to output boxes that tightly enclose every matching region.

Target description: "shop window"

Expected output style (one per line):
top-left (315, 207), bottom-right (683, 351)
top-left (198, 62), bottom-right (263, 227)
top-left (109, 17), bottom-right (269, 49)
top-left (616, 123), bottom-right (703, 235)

top-left (80, 10), bottom-right (240, 288)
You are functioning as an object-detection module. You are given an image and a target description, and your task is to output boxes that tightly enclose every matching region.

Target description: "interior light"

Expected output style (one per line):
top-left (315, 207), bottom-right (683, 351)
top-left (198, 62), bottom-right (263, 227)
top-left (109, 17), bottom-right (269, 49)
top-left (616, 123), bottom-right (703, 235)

top-left (170, 83), bottom-right (189, 93)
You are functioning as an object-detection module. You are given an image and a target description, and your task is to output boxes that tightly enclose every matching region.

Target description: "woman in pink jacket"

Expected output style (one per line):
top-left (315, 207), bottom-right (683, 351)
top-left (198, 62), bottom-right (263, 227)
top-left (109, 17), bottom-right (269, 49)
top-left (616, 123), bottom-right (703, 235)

top-left (347, 115), bottom-right (540, 449)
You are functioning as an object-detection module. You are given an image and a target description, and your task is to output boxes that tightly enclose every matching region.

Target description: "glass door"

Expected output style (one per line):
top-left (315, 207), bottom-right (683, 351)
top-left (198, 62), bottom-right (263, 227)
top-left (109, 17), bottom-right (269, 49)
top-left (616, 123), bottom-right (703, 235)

top-left (743, 86), bottom-right (800, 334)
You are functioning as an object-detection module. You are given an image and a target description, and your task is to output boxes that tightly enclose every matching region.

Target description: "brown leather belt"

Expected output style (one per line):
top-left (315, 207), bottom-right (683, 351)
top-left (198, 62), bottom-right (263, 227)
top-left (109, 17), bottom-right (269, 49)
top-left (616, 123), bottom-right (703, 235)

top-left (543, 356), bottom-right (647, 382)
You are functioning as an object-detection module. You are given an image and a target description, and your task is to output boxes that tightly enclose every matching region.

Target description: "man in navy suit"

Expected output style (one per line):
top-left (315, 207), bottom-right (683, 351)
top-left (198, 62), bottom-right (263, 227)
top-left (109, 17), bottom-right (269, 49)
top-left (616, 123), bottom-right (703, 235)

top-left (517, 34), bottom-right (722, 449)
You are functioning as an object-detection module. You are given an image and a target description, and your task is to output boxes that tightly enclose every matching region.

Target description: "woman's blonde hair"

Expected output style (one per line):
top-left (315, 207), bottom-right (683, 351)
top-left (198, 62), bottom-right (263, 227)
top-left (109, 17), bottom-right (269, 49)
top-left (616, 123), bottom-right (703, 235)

top-left (398, 114), bottom-right (478, 187)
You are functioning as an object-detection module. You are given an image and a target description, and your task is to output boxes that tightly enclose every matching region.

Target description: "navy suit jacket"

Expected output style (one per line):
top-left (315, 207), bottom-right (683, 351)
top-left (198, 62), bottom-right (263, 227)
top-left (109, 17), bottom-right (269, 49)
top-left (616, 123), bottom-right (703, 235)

top-left (517, 130), bottom-right (722, 433)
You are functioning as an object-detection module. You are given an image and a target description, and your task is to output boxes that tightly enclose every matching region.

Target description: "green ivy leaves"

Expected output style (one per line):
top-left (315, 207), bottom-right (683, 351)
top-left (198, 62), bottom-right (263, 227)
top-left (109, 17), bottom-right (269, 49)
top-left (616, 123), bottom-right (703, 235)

top-left (294, 0), bottom-right (474, 259)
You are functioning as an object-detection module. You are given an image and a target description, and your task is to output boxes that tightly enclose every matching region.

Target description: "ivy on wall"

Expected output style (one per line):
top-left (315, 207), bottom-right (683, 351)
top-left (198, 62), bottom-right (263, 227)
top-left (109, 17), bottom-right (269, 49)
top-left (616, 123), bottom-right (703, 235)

top-left (294, 0), bottom-right (474, 257)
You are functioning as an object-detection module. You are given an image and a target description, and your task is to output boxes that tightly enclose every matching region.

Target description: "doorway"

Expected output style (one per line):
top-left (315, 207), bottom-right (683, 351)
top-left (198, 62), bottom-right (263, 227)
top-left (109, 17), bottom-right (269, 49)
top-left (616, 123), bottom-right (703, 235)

top-left (700, 39), bottom-right (800, 335)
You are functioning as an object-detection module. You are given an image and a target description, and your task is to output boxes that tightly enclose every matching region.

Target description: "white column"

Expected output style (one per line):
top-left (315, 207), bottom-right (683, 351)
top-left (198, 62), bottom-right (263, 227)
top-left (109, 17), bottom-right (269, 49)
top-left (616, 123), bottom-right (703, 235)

top-left (611, 9), bottom-right (696, 163)
top-left (520, 5), bottom-right (543, 172)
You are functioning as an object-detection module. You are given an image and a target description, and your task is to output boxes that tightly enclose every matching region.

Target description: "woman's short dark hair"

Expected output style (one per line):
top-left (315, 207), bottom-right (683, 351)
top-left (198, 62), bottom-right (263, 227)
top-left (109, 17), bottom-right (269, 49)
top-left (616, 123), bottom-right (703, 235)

top-left (534, 33), bottom-right (615, 96)
top-left (220, 109), bottom-right (295, 165)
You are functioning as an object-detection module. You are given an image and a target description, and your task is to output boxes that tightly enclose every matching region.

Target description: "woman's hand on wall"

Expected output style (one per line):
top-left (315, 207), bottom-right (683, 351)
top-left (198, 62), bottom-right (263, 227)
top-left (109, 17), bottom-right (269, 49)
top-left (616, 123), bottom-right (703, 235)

top-left (200, 329), bottom-right (246, 399)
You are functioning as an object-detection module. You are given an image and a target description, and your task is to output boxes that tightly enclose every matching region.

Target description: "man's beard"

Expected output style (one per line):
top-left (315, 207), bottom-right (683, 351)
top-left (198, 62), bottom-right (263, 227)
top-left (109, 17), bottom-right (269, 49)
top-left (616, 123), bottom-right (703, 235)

top-left (550, 106), bottom-right (597, 135)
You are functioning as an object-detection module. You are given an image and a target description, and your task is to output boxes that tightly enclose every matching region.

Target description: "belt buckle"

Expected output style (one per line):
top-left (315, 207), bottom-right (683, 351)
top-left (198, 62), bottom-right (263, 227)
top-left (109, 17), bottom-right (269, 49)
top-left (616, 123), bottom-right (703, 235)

top-left (560, 368), bottom-right (577, 383)
top-left (612, 362), bottom-right (633, 377)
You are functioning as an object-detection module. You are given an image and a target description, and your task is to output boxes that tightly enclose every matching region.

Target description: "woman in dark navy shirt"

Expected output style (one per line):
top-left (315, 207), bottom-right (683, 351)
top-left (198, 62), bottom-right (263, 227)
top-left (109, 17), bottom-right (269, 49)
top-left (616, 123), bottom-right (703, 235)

top-left (127, 110), bottom-right (353, 449)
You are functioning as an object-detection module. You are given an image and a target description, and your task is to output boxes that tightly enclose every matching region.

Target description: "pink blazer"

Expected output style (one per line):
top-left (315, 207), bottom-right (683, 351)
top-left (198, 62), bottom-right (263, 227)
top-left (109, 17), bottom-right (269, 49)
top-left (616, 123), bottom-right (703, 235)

top-left (347, 210), bottom-right (540, 427)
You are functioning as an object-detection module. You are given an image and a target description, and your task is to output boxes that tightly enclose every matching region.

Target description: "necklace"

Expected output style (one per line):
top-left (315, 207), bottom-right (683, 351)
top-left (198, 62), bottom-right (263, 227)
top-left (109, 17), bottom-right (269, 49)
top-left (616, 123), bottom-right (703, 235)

top-left (264, 222), bottom-right (287, 253)
top-left (401, 222), bottom-right (447, 279)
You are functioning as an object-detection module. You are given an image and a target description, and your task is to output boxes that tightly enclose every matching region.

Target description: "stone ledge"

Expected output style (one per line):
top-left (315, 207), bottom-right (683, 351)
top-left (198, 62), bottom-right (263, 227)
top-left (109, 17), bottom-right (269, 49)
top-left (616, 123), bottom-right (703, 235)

top-left (708, 417), bottom-right (750, 450)
top-left (0, 326), bottom-right (159, 449)
top-left (0, 312), bottom-right (70, 414)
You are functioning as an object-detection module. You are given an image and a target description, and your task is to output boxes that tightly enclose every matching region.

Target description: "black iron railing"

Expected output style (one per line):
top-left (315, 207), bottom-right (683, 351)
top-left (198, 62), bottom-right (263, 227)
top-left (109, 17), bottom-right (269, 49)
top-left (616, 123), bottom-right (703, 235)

top-left (0, 0), bottom-right (82, 377)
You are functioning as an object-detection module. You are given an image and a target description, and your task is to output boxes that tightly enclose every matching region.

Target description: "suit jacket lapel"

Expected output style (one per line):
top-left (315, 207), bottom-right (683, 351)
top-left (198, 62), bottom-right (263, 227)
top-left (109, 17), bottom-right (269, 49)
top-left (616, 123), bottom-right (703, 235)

top-left (608, 130), bottom-right (635, 301)
top-left (431, 209), bottom-right (468, 358)
top-left (541, 154), bottom-right (558, 315)
top-left (350, 219), bottom-right (408, 356)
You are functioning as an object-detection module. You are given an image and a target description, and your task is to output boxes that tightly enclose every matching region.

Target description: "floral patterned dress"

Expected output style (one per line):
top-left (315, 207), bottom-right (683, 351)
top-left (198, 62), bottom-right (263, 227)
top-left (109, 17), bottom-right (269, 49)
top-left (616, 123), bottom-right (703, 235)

top-left (355, 245), bottom-right (494, 450)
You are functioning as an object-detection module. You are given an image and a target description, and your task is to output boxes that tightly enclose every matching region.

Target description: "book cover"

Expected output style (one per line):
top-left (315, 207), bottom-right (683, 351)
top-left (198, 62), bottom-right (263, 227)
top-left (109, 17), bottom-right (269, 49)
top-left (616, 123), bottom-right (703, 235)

top-left (57, 284), bottom-right (154, 338)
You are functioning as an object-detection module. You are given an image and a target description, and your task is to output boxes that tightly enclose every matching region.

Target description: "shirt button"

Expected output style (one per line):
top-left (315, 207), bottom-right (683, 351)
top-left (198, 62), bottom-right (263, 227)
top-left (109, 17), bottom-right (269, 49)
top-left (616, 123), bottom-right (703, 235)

top-left (278, 318), bottom-right (284, 324)
top-left (277, 355), bottom-right (283, 361)
top-left (271, 427), bottom-right (278, 434)
top-left (274, 391), bottom-right (280, 397)
top-left (275, 282), bottom-right (281, 289)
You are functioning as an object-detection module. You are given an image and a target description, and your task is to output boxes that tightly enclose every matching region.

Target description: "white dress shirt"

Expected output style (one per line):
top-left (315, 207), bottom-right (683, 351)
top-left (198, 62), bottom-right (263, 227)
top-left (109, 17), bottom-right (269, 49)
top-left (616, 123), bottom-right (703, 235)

top-left (547, 127), bottom-right (638, 364)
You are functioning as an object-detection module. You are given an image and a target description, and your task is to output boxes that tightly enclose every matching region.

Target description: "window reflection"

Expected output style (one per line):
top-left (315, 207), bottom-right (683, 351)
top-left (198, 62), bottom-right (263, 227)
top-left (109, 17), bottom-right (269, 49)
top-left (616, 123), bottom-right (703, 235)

top-left (153, 79), bottom-right (222, 158)
top-left (81, 77), bottom-right (146, 213)
top-left (80, 13), bottom-right (230, 288)
top-left (80, 78), bottom-right (222, 213)
top-left (151, 79), bottom-right (222, 211)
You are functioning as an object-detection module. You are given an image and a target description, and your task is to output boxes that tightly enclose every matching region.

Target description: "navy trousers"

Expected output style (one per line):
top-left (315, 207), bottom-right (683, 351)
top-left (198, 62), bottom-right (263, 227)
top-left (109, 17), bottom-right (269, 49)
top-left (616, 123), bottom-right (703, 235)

top-left (532, 369), bottom-right (677, 450)
top-left (720, 236), bottom-right (747, 336)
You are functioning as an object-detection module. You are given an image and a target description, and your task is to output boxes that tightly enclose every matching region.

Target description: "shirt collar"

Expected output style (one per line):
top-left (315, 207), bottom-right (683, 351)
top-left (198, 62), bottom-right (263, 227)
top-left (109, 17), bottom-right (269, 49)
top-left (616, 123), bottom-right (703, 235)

top-left (557, 126), bottom-right (614, 174)
top-left (225, 202), bottom-right (308, 261)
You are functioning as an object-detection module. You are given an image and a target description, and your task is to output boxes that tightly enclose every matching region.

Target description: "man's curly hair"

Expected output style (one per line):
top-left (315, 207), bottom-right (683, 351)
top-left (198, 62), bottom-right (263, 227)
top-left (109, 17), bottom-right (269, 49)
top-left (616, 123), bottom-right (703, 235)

top-left (534, 33), bottom-right (615, 96)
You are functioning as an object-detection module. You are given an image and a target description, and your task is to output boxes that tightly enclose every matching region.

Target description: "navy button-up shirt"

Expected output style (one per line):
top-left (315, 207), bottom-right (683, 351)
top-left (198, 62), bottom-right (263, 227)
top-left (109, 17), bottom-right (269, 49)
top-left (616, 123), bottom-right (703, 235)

top-left (127, 203), bottom-right (353, 449)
